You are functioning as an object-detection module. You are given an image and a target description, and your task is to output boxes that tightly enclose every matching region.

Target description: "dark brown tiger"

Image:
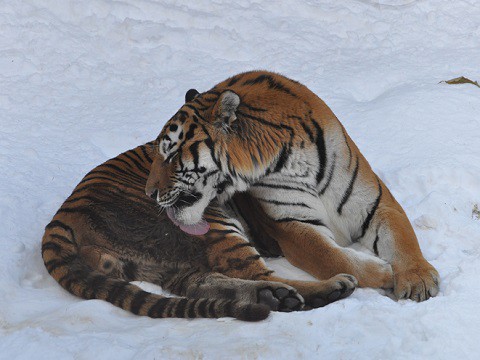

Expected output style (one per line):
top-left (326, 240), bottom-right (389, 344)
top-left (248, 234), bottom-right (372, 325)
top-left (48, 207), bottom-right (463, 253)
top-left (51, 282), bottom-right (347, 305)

top-left (42, 71), bottom-right (438, 321)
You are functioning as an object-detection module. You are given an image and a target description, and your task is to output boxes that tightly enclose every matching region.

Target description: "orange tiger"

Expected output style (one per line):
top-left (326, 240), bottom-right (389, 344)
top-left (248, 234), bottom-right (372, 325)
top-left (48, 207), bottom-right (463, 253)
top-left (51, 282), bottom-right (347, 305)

top-left (42, 71), bottom-right (438, 321)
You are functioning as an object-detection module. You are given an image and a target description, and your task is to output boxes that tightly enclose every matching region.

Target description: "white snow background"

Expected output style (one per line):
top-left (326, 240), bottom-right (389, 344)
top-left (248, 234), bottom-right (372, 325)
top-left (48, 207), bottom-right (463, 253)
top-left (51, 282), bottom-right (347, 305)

top-left (1, 0), bottom-right (480, 359)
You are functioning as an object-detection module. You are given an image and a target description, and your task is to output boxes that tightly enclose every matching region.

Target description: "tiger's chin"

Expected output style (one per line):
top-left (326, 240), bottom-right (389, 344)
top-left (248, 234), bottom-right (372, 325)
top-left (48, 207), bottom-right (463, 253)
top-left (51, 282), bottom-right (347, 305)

top-left (165, 207), bottom-right (210, 236)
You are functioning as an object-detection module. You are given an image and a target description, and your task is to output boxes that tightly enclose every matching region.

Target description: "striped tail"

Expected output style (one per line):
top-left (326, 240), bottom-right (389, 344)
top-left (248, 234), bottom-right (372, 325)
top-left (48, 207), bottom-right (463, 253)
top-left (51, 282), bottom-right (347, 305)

top-left (42, 220), bottom-right (270, 321)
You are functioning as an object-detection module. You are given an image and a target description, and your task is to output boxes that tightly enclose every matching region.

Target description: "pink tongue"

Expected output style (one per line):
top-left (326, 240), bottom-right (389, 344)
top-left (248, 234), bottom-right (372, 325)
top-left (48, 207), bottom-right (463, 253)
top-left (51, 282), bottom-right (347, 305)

top-left (166, 208), bottom-right (210, 236)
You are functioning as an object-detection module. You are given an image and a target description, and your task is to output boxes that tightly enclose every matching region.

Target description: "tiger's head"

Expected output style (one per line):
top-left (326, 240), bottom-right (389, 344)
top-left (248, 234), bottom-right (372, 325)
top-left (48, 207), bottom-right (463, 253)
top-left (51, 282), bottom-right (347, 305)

top-left (145, 88), bottom-right (254, 236)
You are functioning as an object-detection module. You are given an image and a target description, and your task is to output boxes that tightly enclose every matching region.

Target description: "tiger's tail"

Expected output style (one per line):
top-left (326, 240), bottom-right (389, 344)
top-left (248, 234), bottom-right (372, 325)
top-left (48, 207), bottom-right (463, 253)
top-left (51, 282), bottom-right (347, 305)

top-left (41, 220), bottom-right (270, 321)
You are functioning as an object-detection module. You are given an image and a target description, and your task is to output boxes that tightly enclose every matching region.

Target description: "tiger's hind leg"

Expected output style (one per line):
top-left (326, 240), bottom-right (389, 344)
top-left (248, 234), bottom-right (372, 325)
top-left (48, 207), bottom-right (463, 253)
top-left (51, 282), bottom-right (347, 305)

top-left (123, 260), bottom-right (304, 312)
top-left (197, 203), bottom-right (358, 309)
top-left (177, 271), bottom-right (305, 312)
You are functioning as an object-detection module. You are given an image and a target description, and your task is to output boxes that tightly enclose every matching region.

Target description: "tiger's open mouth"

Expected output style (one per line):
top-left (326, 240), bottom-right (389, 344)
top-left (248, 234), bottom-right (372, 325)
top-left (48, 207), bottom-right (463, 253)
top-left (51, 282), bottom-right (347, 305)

top-left (165, 207), bottom-right (210, 236)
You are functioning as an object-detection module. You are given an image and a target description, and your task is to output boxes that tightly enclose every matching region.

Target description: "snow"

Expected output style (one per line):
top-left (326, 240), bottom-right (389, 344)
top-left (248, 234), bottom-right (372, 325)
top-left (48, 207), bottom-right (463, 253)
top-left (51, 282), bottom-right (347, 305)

top-left (1, 0), bottom-right (480, 358)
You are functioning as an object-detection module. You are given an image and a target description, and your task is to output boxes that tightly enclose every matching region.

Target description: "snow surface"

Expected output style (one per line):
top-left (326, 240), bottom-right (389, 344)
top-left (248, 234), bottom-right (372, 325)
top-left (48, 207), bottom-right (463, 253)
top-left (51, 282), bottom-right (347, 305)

top-left (2, 0), bottom-right (480, 358)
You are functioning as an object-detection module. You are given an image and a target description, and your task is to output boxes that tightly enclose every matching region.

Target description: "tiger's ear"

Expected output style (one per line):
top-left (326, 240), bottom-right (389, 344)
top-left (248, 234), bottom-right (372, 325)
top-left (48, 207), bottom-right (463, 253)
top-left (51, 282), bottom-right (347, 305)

top-left (185, 89), bottom-right (199, 103)
top-left (214, 91), bottom-right (240, 129)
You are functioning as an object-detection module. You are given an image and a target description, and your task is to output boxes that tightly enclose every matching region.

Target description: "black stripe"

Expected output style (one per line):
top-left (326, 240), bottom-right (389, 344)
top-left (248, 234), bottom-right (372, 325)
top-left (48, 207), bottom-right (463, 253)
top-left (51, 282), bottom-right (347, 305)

top-left (241, 102), bottom-right (267, 112)
top-left (204, 137), bottom-right (223, 170)
top-left (75, 174), bottom-right (140, 191)
top-left (102, 163), bottom-right (146, 183)
top-left (341, 127), bottom-right (353, 169)
top-left (337, 157), bottom-right (359, 214)
top-left (140, 145), bottom-right (153, 164)
top-left (50, 234), bottom-right (74, 245)
top-left (177, 110), bottom-right (188, 121)
top-left (273, 146), bottom-right (290, 173)
top-left (58, 273), bottom-right (76, 291)
top-left (186, 105), bottom-right (209, 123)
top-left (147, 297), bottom-right (170, 318)
top-left (86, 274), bottom-right (108, 299)
top-left (101, 163), bottom-right (144, 180)
top-left (41, 241), bottom-right (62, 254)
top-left (207, 300), bottom-right (217, 317)
top-left (227, 256), bottom-right (260, 271)
top-left (205, 89), bottom-right (220, 96)
top-left (110, 156), bottom-right (134, 170)
top-left (130, 291), bottom-right (149, 314)
top-left (224, 300), bottom-right (233, 318)
top-left (319, 153), bottom-right (337, 195)
top-left (129, 148), bottom-right (146, 164)
top-left (312, 121), bottom-right (327, 185)
top-left (287, 114), bottom-right (303, 121)
top-left (197, 299), bottom-right (209, 318)
top-left (69, 185), bottom-right (151, 207)
top-left (242, 74), bottom-right (297, 97)
top-left (222, 242), bottom-right (254, 253)
top-left (80, 169), bottom-right (145, 188)
top-left (276, 217), bottom-right (326, 227)
top-left (208, 228), bottom-right (240, 236)
top-left (189, 141), bottom-right (200, 168)
top-left (44, 255), bottom-right (77, 272)
top-left (301, 122), bottom-right (315, 142)
top-left (257, 197), bottom-right (312, 209)
top-left (45, 220), bottom-right (74, 235)
top-left (106, 282), bottom-right (130, 305)
top-left (56, 206), bottom-right (96, 216)
top-left (174, 298), bottom-right (189, 318)
top-left (78, 170), bottom-right (127, 184)
top-left (122, 152), bottom-right (149, 174)
top-left (373, 233), bottom-right (380, 256)
top-left (227, 75), bottom-right (241, 86)
top-left (236, 110), bottom-right (294, 133)
top-left (185, 123), bottom-right (197, 140)
top-left (359, 179), bottom-right (383, 239)
top-left (204, 207), bottom-right (226, 217)
top-left (206, 218), bottom-right (242, 232)
top-left (215, 176), bottom-right (233, 195)
top-left (188, 299), bottom-right (197, 318)
top-left (64, 195), bottom-right (98, 204)
top-left (122, 261), bottom-right (138, 281)
top-left (192, 97), bottom-right (208, 107)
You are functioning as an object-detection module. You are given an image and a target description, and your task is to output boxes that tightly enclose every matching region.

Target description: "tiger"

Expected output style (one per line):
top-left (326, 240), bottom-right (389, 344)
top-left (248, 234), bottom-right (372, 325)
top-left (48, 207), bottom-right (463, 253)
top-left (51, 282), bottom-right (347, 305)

top-left (42, 71), bottom-right (439, 322)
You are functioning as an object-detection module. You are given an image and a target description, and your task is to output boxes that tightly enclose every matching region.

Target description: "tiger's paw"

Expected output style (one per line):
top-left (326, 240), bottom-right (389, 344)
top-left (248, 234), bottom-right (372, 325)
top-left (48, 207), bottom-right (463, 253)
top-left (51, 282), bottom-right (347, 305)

top-left (305, 274), bottom-right (358, 308)
top-left (257, 285), bottom-right (304, 312)
top-left (393, 263), bottom-right (439, 302)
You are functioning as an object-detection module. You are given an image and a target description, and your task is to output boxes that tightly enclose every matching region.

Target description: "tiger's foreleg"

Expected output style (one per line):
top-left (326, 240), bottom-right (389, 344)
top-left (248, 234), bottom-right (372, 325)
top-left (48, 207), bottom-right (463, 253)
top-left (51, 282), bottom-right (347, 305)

top-left (357, 192), bottom-right (440, 301)
top-left (266, 219), bottom-right (394, 290)
top-left (236, 190), bottom-right (394, 290)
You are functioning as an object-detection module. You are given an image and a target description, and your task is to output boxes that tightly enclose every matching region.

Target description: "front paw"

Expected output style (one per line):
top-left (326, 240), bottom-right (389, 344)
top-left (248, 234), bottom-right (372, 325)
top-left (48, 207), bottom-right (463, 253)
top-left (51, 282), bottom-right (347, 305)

top-left (394, 263), bottom-right (439, 301)
top-left (305, 274), bottom-right (358, 308)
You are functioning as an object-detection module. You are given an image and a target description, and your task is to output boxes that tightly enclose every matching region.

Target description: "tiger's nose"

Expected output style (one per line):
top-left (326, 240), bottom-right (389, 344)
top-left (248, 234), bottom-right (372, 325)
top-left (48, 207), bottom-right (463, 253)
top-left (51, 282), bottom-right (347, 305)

top-left (146, 188), bottom-right (158, 200)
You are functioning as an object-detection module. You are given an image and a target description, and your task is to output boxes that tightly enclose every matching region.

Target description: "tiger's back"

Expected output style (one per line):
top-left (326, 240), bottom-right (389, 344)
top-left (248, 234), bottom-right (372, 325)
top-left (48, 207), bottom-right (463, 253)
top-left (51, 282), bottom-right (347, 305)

top-left (42, 144), bottom-right (273, 321)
